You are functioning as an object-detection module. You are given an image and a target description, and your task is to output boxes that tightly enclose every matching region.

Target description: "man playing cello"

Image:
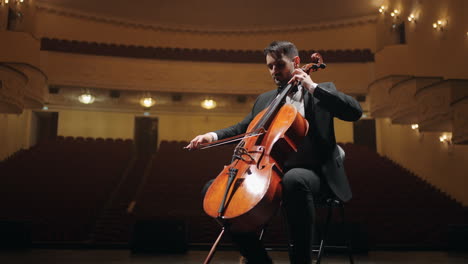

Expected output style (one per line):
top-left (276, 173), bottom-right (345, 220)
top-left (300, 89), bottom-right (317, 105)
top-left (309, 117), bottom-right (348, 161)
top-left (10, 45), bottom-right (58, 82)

top-left (186, 41), bottom-right (362, 264)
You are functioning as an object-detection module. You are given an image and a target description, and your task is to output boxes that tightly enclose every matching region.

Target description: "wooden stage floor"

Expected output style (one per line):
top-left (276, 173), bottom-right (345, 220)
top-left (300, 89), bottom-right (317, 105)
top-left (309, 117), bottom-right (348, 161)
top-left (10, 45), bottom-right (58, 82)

top-left (0, 249), bottom-right (467, 264)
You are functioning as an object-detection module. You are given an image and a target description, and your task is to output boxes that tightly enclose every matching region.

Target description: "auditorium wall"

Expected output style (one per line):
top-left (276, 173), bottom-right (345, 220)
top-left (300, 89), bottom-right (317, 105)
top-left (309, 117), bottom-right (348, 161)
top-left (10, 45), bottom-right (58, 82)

top-left (57, 109), bottom-right (134, 139)
top-left (54, 109), bottom-right (355, 145)
top-left (158, 114), bottom-right (354, 144)
top-left (0, 110), bottom-right (33, 161)
top-left (376, 118), bottom-right (468, 206)
top-left (375, 0), bottom-right (468, 80)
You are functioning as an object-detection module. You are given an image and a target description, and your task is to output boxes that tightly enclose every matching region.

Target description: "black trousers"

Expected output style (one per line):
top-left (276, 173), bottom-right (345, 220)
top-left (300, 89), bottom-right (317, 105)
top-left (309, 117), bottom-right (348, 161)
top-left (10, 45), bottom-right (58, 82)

top-left (202, 167), bottom-right (324, 264)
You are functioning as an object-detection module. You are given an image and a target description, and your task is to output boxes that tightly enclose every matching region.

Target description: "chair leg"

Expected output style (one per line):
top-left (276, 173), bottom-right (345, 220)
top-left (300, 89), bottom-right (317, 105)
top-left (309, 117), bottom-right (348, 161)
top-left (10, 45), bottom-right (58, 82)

top-left (340, 205), bottom-right (354, 264)
top-left (316, 203), bottom-right (333, 264)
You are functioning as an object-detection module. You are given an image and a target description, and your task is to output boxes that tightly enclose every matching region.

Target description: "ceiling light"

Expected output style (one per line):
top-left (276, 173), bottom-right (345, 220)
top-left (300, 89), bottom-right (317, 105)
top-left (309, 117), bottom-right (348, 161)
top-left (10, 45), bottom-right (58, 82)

top-left (201, 98), bottom-right (217, 110)
top-left (139, 96), bottom-right (156, 108)
top-left (78, 93), bottom-right (95, 104)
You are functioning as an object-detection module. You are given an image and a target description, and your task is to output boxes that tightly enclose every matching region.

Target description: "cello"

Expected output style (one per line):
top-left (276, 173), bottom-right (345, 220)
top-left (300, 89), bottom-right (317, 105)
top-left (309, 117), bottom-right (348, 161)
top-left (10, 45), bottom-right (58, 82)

top-left (197, 53), bottom-right (326, 264)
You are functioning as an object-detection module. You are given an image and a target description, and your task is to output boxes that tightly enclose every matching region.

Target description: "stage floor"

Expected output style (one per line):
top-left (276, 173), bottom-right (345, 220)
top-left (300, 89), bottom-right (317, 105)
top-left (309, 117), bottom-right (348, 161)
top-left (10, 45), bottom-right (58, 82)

top-left (0, 249), bottom-right (467, 263)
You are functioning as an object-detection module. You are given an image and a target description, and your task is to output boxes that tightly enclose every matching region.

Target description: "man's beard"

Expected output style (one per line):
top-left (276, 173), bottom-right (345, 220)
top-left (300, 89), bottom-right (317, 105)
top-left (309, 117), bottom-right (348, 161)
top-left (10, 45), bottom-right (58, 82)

top-left (273, 74), bottom-right (290, 87)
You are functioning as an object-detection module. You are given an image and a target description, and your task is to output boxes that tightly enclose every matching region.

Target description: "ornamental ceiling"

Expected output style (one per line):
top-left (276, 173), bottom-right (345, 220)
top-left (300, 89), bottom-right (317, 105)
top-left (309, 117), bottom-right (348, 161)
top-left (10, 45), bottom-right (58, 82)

top-left (37, 0), bottom-right (384, 30)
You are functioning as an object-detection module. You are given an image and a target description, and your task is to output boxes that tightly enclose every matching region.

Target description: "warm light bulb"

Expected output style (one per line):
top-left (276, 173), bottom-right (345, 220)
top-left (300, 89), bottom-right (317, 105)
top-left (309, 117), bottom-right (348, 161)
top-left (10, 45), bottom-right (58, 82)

top-left (408, 14), bottom-right (415, 22)
top-left (437, 20), bottom-right (442, 25)
top-left (78, 93), bottom-right (95, 104)
top-left (411, 124), bottom-right (419, 130)
top-left (379, 6), bottom-right (386, 13)
top-left (439, 133), bottom-right (452, 143)
top-left (390, 12), bottom-right (395, 17)
top-left (5, 0), bottom-right (9, 4)
top-left (439, 135), bottom-right (447, 142)
top-left (433, 23), bottom-right (438, 29)
top-left (140, 97), bottom-right (155, 108)
top-left (201, 99), bottom-right (217, 110)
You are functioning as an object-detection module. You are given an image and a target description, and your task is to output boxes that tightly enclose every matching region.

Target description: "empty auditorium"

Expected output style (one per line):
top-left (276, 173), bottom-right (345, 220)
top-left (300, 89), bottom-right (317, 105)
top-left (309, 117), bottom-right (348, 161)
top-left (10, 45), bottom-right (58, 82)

top-left (1, 0), bottom-right (467, 263)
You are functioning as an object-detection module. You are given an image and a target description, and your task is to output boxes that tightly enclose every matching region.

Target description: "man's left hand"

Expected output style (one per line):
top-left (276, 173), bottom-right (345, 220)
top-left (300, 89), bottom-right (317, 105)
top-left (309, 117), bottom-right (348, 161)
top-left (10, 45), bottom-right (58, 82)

top-left (288, 69), bottom-right (318, 93)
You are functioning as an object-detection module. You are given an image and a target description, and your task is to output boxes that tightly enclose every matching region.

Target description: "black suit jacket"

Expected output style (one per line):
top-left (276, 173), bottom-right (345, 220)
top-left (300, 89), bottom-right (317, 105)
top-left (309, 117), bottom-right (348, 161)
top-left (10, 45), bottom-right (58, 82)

top-left (214, 82), bottom-right (362, 202)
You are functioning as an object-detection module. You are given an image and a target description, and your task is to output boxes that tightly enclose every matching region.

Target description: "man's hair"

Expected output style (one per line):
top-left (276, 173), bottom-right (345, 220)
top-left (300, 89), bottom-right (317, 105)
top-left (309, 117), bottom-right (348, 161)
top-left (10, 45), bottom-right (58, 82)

top-left (263, 41), bottom-right (298, 60)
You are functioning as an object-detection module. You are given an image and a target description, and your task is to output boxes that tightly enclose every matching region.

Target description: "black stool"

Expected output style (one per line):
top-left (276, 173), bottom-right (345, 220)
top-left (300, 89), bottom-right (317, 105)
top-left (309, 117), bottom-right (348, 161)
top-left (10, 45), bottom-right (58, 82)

top-left (313, 198), bottom-right (354, 264)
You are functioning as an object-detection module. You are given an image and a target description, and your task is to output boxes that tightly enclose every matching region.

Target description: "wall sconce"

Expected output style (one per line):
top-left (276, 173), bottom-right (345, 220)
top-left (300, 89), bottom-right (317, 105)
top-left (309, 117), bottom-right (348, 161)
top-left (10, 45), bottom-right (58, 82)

top-left (201, 98), bottom-right (217, 110)
top-left (433, 19), bottom-right (447, 31)
top-left (390, 9), bottom-right (400, 19)
top-left (407, 14), bottom-right (417, 23)
top-left (78, 92), bottom-right (95, 104)
top-left (378, 6), bottom-right (387, 14)
top-left (411, 124), bottom-right (419, 130)
top-left (439, 133), bottom-right (452, 144)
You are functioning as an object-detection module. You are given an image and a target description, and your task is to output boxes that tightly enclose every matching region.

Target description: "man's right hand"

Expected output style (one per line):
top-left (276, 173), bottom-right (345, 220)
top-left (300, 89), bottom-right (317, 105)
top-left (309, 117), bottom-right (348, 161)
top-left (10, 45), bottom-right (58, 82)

top-left (185, 133), bottom-right (215, 150)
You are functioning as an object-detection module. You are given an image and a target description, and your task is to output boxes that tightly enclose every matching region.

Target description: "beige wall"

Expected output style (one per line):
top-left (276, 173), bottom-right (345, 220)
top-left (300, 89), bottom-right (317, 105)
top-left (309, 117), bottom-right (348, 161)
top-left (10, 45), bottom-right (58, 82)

top-left (158, 113), bottom-right (246, 143)
top-left (334, 119), bottom-right (354, 144)
top-left (57, 109), bottom-right (134, 139)
top-left (159, 113), bottom-right (355, 144)
top-left (55, 108), bottom-right (355, 144)
top-left (0, 106), bottom-right (355, 162)
top-left (41, 51), bottom-right (373, 96)
top-left (0, 110), bottom-right (33, 160)
top-left (376, 118), bottom-right (468, 206)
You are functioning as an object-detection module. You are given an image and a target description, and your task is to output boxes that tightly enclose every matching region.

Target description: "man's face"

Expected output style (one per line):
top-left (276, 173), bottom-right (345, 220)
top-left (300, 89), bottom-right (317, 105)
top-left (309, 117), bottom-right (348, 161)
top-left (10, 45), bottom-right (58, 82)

top-left (266, 53), bottom-right (296, 86)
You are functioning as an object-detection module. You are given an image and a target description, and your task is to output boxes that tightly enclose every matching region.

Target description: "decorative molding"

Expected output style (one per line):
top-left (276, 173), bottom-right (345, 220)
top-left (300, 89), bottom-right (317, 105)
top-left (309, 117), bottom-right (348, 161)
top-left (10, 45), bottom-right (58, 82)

top-left (4, 62), bottom-right (48, 80)
top-left (40, 38), bottom-right (374, 64)
top-left (368, 75), bottom-right (412, 118)
top-left (0, 65), bottom-right (28, 114)
top-left (389, 77), bottom-right (443, 124)
top-left (453, 99), bottom-right (468, 144)
top-left (10, 63), bottom-right (48, 108)
top-left (415, 80), bottom-right (453, 132)
top-left (36, 3), bottom-right (377, 35)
